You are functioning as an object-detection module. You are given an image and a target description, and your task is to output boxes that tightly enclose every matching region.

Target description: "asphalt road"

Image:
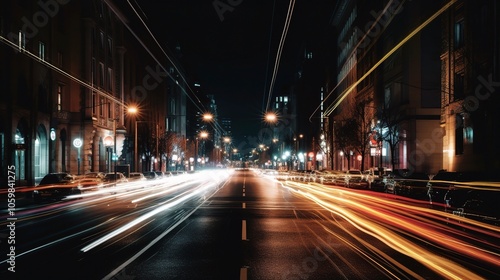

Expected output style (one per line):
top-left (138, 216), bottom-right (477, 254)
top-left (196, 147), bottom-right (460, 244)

top-left (1, 169), bottom-right (499, 279)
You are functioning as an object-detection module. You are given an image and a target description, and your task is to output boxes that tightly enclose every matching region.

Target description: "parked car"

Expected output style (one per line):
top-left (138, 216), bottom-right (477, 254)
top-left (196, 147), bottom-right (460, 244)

top-left (129, 172), bottom-right (147, 181)
top-left (33, 173), bottom-right (82, 202)
top-left (426, 171), bottom-right (481, 208)
top-left (154, 171), bottom-right (169, 179)
top-left (443, 181), bottom-right (500, 226)
top-left (363, 168), bottom-right (390, 192)
top-left (317, 170), bottom-right (344, 185)
top-left (384, 170), bottom-right (406, 195)
top-left (102, 172), bottom-right (128, 183)
top-left (143, 171), bottom-right (159, 180)
top-left (342, 169), bottom-right (369, 189)
top-left (444, 183), bottom-right (500, 226)
top-left (385, 170), bottom-right (429, 199)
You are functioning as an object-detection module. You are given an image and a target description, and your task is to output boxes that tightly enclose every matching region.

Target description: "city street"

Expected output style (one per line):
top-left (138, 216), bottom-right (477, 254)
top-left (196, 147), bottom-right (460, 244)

top-left (1, 169), bottom-right (499, 279)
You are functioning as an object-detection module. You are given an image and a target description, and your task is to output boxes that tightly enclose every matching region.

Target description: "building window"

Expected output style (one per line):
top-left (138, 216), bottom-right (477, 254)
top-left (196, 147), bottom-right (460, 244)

top-left (100, 97), bottom-right (105, 117)
top-left (91, 28), bottom-right (96, 56)
top-left (108, 100), bottom-right (112, 118)
top-left (57, 85), bottom-right (63, 111)
top-left (454, 19), bottom-right (464, 48)
top-left (92, 93), bottom-right (97, 115)
top-left (38, 41), bottom-right (45, 61)
top-left (107, 68), bottom-right (113, 91)
top-left (18, 30), bottom-right (26, 50)
top-left (107, 37), bottom-right (113, 57)
top-left (384, 87), bottom-right (391, 108)
top-left (99, 62), bottom-right (104, 88)
top-left (91, 58), bottom-right (96, 85)
top-left (455, 114), bottom-right (464, 155)
top-left (454, 73), bottom-right (464, 100)
top-left (57, 51), bottom-right (63, 67)
top-left (99, 30), bottom-right (104, 50)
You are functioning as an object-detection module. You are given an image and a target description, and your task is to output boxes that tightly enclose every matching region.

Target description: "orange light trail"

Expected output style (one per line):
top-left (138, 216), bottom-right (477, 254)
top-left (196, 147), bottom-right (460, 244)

top-left (279, 180), bottom-right (500, 279)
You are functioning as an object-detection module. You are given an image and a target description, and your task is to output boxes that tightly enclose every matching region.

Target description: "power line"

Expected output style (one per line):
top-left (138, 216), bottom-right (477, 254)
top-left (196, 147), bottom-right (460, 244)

top-left (265, 0), bottom-right (296, 113)
top-left (122, 0), bottom-right (228, 136)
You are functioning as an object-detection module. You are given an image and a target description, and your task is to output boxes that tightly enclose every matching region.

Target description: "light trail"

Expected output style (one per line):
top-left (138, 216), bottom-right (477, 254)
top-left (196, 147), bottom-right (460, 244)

top-left (276, 179), bottom-right (500, 279)
top-left (309, 0), bottom-right (404, 121)
top-left (265, 0), bottom-right (296, 112)
top-left (81, 170), bottom-right (231, 253)
top-left (323, 0), bottom-right (458, 117)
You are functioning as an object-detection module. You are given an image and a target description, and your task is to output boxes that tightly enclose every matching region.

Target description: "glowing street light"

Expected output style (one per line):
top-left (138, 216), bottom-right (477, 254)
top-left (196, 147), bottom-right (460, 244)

top-left (195, 131), bottom-right (209, 169)
top-left (127, 106), bottom-right (138, 115)
top-left (265, 112), bottom-right (277, 123)
top-left (202, 113), bottom-right (213, 121)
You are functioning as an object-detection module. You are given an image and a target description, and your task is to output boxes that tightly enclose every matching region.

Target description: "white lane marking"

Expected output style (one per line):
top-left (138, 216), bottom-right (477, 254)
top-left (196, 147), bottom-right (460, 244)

top-left (242, 219), bottom-right (247, 240)
top-left (242, 202), bottom-right (246, 209)
top-left (243, 176), bottom-right (246, 196)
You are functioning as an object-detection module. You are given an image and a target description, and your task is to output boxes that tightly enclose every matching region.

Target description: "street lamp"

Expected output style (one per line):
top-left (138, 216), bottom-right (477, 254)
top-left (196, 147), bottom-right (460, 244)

top-left (111, 118), bottom-right (127, 182)
top-left (202, 113), bottom-right (213, 121)
top-left (196, 131), bottom-right (208, 169)
top-left (265, 112), bottom-right (277, 123)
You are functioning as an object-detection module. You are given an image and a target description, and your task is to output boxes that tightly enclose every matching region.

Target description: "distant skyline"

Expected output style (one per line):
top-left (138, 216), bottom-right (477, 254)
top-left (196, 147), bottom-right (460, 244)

top-left (139, 1), bottom-right (337, 143)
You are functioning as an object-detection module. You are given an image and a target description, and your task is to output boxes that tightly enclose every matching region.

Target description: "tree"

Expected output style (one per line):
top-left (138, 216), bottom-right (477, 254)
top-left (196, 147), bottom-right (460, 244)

top-left (158, 131), bottom-right (181, 171)
top-left (334, 119), bottom-right (357, 170)
top-left (377, 104), bottom-right (404, 171)
top-left (351, 99), bottom-right (375, 171)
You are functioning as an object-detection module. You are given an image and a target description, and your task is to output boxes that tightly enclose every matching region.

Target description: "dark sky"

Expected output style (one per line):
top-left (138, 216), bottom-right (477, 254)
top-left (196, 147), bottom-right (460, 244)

top-left (137, 1), bottom-right (336, 142)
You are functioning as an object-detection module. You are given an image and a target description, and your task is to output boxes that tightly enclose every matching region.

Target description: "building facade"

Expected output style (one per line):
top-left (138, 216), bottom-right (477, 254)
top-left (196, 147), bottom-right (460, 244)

top-left (0, 0), bottom-right (185, 186)
top-left (328, 0), bottom-right (444, 175)
top-left (440, 0), bottom-right (500, 172)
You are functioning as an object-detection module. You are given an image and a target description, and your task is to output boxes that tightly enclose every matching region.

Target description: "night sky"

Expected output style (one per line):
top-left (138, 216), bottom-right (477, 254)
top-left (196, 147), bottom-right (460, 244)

top-left (137, 0), bottom-right (337, 143)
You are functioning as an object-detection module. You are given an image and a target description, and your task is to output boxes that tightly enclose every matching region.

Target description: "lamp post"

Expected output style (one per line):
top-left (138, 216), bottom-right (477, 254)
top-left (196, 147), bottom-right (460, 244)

top-left (223, 137), bottom-right (231, 164)
top-left (110, 118), bottom-right (127, 183)
top-left (195, 131), bottom-right (208, 170)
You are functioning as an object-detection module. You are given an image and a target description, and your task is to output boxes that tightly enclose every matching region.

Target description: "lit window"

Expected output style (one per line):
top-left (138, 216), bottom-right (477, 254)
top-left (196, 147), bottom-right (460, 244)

top-left (38, 41), bottom-right (45, 61)
top-left (57, 85), bottom-right (63, 111)
top-left (100, 97), bottom-right (104, 116)
top-left (18, 30), bottom-right (26, 49)
top-left (108, 100), bottom-right (112, 118)
top-left (454, 19), bottom-right (464, 48)
top-left (99, 30), bottom-right (104, 49)
top-left (92, 93), bottom-right (97, 115)
top-left (107, 37), bottom-right (113, 56)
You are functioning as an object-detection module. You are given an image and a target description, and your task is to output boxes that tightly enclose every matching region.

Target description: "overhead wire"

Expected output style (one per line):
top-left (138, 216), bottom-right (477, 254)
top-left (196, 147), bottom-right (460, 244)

top-left (0, 35), bottom-right (126, 108)
top-left (308, 0), bottom-right (401, 122)
top-left (322, 0), bottom-right (456, 118)
top-left (265, 0), bottom-right (296, 113)
top-left (262, 0), bottom-right (277, 113)
top-left (120, 0), bottom-right (228, 136)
